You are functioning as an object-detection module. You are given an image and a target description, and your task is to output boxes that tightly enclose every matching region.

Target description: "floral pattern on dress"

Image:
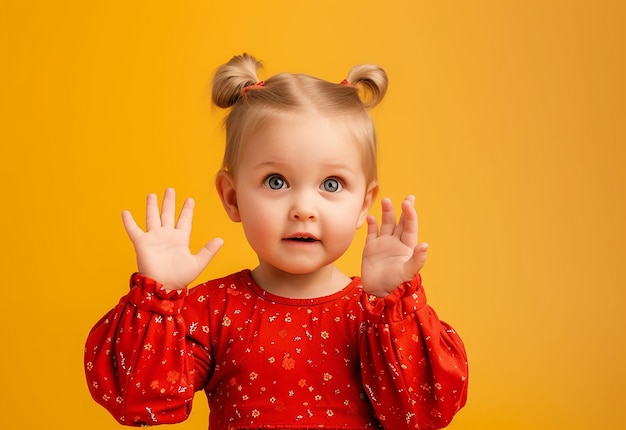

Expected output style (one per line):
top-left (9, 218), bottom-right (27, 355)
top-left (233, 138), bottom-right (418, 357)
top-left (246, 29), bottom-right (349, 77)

top-left (85, 270), bottom-right (468, 429)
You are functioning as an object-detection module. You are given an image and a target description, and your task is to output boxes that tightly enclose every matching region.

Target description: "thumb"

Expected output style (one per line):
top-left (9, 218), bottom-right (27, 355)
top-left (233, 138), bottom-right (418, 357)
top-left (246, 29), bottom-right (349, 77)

top-left (193, 237), bottom-right (224, 268)
top-left (406, 242), bottom-right (429, 276)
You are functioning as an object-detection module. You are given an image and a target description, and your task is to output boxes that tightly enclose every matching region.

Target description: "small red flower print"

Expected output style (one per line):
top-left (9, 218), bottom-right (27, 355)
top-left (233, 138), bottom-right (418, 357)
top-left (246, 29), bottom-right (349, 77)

top-left (250, 372), bottom-right (258, 380)
top-left (273, 399), bottom-right (286, 412)
top-left (298, 379), bottom-right (307, 388)
top-left (160, 300), bottom-right (174, 313)
top-left (323, 373), bottom-right (332, 381)
top-left (430, 408), bottom-right (442, 418)
top-left (166, 371), bottom-right (180, 384)
top-left (321, 331), bottom-right (329, 339)
top-left (282, 353), bottom-right (296, 370)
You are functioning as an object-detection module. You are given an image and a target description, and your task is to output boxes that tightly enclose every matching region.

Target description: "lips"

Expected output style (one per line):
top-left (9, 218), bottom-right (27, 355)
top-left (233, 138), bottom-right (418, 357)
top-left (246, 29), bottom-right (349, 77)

top-left (288, 237), bottom-right (316, 242)
top-left (284, 233), bottom-right (320, 243)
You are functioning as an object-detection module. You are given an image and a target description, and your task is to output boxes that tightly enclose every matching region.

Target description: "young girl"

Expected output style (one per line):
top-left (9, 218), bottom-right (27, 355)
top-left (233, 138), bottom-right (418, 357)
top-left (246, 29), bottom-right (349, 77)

top-left (84, 53), bottom-right (468, 429)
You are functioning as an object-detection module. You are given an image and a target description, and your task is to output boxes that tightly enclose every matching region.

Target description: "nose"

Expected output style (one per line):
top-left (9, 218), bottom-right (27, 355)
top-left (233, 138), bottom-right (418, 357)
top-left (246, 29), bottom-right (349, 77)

top-left (288, 193), bottom-right (318, 221)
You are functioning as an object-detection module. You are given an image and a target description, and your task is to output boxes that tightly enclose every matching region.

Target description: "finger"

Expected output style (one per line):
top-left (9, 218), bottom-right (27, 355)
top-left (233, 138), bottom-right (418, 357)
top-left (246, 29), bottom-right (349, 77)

top-left (365, 215), bottom-right (379, 242)
top-left (194, 237), bottom-right (225, 269)
top-left (399, 197), bottom-right (418, 246)
top-left (405, 242), bottom-right (429, 275)
top-left (379, 198), bottom-right (396, 236)
top-left (176, 197), bottom-right (195, 232)
top-left (145, 193), bottom-right (160, 231)
top-left (394, 195), bottom-right (413, 238)
top-left (160, 188), bottom-right (176, 228)
top-left (122, 210), bottom-right (144, 242)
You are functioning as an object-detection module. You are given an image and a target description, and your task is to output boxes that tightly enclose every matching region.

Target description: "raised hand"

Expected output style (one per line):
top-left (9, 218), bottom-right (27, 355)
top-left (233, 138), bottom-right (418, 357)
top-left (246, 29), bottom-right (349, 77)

top-left (121, 188), bottom-right (223, 290)
top-left (361, 195), bottom-right (428, 297)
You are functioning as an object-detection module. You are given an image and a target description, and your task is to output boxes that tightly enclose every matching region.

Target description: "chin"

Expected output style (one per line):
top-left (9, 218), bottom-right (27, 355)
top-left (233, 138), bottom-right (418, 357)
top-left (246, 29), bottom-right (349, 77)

top-left (272, 261), bottom-right (335, 276)
top-left (278, 266), bottom-right (321, 276)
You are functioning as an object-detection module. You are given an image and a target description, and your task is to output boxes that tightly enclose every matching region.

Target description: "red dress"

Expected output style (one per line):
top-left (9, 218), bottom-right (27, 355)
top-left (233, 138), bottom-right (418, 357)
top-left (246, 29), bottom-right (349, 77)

top-left (84, 270), bottom-right (468, 429)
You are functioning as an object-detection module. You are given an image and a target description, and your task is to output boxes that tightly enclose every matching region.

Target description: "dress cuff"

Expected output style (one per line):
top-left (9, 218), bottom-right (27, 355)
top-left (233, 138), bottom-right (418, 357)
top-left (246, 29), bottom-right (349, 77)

top-left (363, 274), bottom-right (427, 323)
top-left (126, 273), bottom-right (187, 315)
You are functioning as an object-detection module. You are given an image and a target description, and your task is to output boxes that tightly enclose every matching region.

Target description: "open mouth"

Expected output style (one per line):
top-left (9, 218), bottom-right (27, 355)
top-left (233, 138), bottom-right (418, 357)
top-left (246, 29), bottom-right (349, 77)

top-left (285, 236), bottom-right (318, 243)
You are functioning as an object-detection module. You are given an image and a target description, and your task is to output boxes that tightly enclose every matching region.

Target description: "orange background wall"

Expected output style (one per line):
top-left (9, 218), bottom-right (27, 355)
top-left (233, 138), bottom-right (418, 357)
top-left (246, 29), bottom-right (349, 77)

top-left (1, 1), bottom-right (624, 429)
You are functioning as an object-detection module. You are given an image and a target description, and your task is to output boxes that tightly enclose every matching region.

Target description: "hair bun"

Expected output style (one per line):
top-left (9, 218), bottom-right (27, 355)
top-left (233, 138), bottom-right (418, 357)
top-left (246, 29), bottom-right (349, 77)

top-left (346, 64), bottom-right (388, 109)
top-left (212, 53), bottom-right (262, 108)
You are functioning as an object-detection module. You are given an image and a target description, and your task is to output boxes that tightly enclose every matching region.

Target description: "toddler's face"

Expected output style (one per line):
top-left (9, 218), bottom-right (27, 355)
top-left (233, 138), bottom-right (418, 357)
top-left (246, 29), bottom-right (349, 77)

top-left (232, 111), bottom-right (375, 276)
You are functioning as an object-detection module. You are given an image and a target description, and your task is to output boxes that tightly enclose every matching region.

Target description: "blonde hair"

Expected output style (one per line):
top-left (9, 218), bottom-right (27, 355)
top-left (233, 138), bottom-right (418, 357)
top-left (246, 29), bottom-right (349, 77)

top-left (212, 53), bottom-right (388, 185)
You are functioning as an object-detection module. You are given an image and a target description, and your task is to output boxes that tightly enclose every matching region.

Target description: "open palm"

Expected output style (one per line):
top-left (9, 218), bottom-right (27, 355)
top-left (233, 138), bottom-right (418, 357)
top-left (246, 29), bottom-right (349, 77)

top-left (122, 188), bottom-right (223, 290)
top-left (361, 196), bottom-right (428, 297)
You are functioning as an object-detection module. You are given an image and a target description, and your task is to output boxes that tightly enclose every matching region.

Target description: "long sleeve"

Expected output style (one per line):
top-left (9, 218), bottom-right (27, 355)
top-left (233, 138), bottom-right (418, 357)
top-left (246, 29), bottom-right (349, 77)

top-left (359, 275), bottom-right (468, 429)
top-left (84, 274), bottom-right (212, 426)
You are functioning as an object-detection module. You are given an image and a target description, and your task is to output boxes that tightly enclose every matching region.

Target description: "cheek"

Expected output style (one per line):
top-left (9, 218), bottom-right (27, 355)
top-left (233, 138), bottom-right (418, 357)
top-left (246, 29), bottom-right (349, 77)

top-left (240, 215), bottom-right (274, 255)
top-left (340, 199), bottom-right (368, 228)
top-left (243, 201), bottom-right (276, 221)
top-left (324, 206), bottom-right (362, 239)
top-left (238, 197), bottom-right (279, 239)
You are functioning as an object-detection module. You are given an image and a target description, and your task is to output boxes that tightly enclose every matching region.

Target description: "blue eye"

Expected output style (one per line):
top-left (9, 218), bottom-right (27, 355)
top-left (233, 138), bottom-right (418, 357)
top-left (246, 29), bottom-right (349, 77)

top-left (321, 178), bottom-right (342, 192)
top-left (264, 174), bottom-right (287, 190)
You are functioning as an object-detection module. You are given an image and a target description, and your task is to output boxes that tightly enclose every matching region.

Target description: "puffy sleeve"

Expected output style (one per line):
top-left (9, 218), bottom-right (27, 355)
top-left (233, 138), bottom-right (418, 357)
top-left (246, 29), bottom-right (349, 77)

top-left (359, 275), bottom-right (468, 429)
top-left (83, 274), bottom-right (212, 426)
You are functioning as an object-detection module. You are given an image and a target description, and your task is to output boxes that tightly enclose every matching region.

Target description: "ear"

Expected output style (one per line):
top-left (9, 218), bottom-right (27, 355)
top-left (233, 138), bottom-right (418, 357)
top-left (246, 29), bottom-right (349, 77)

top-left (215, 170), bottom-right (241, 222)
top-left (357, 181), bottom-right (379, 228)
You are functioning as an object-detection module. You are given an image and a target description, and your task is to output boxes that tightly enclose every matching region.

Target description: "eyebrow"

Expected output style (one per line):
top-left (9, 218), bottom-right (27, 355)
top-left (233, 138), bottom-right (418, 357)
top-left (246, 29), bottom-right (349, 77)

top-left (254, 160), bottom-right (357, 172)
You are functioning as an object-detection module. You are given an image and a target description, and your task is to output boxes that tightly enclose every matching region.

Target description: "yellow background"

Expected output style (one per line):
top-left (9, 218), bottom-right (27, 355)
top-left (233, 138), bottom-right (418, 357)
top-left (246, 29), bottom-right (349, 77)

top-left (1, 1), bottom-right (624, 429)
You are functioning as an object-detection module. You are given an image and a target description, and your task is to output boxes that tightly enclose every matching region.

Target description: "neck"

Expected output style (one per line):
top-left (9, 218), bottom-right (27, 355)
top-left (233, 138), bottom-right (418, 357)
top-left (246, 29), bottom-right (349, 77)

top-left (251, 263), bottom-right (351, 299)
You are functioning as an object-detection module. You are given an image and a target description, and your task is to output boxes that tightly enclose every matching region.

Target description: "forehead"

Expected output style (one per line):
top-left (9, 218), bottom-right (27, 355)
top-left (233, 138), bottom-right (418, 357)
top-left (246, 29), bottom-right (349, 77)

top-left (241, 111), bottom-right (364, 169)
